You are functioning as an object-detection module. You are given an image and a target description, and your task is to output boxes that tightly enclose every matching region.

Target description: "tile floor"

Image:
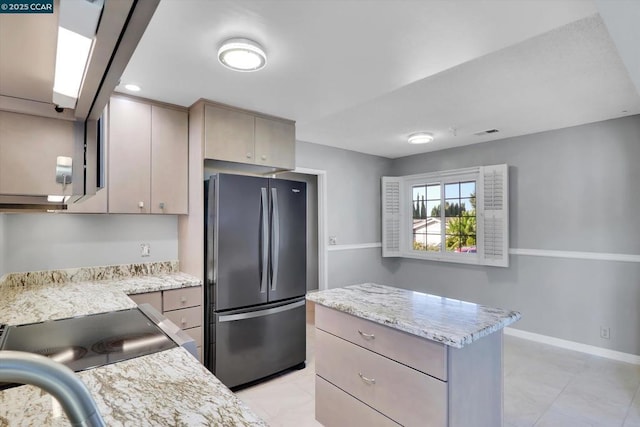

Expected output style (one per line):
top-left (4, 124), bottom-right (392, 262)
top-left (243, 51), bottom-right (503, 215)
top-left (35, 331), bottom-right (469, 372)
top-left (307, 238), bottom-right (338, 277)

top-left (236, 321), bottom-right (640, 427)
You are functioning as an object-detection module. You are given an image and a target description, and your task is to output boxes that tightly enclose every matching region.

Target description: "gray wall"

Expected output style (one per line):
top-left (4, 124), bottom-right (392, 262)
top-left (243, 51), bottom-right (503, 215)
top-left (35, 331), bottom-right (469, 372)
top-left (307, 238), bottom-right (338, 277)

top-left (390, 115), bottom-right (640, 354)
top-left (296, 141), bottom-right (395, 288)
top-left (3, 214), bottom-right (178, 273)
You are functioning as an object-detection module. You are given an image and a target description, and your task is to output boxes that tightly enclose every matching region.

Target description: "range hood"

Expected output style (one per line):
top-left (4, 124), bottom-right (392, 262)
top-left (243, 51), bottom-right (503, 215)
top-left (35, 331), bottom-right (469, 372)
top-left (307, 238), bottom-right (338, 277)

top-left (0, 0), bottom-right (159, 211)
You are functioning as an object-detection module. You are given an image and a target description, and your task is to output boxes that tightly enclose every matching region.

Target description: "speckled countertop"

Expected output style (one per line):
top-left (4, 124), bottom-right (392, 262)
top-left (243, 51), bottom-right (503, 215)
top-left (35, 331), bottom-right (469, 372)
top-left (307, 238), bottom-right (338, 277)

top-left (307, 283), bottom-right (521, 348)
top-left (0, 262), bottom-right (266, 426)
top-left (0, 272), bottom-right (201, 326)
top-left (0, 348), bottom-right (266, 427)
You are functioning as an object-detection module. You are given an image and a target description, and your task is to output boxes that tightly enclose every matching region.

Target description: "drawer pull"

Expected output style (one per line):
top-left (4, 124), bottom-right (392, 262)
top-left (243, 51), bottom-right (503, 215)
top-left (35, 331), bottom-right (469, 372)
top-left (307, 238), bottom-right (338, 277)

top-left (358, 373), bottom-right (376, 385)
top-left (181, 317), bottom-right (187, 325)
top-left (180, 296), bottom-right (187, 304)
top-left (358, 330), bottom-right (375, 340)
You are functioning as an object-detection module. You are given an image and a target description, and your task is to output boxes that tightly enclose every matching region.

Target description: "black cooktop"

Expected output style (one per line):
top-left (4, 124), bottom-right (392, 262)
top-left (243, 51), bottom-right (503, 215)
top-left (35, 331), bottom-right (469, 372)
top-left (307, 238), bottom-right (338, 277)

top-left (0, 308), bottom-right (177, 389)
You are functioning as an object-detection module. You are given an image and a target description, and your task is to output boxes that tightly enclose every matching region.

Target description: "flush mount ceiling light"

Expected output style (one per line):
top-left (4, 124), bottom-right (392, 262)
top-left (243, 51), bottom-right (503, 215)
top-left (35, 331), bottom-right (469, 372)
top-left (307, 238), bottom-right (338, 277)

top-left (124, 84), bottom-right (141, 92)
top-left (218, 38), bottom-right (267, 72)
top-left (408, 132), bottom-right (434, 144)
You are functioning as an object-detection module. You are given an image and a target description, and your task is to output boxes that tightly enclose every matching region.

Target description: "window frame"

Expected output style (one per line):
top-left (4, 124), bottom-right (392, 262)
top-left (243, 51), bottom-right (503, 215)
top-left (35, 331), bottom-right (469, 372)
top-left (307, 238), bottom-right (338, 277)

top-left (404, 168), bottom-right (482, 265)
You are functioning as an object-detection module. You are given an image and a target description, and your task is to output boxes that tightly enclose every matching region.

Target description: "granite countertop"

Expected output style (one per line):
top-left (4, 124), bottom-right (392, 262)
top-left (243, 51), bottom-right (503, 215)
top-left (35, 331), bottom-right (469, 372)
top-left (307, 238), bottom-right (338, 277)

top-left (0, 272), bottom-right (201, 326)
top-left (307, 283), bottom-right (521, 348)
top-left (0, 348), bottom-right (266, 426)
top-left (0, 263), bottom-right (266, 426)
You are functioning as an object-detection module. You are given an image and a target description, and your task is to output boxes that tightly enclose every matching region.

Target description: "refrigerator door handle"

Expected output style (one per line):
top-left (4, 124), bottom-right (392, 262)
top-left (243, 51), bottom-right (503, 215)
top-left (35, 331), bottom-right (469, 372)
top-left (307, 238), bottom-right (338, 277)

top-left (260, 187), bottom-right (269, 294)
top-left (270, 187), bottom-right (280, 292)
top-left (206, 179), bottom-right (215, 286)
top-left (218, 299), bottom-right (305, 322)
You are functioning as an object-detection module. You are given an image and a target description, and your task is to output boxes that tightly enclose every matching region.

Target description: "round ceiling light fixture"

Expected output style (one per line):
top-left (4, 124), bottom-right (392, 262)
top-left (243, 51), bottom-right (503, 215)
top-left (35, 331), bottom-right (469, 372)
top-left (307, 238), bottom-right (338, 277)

top-left (218, 38), bottom-right (267, 72)
top-left (124, 84), bottom-right (141, 92)
top-left (408, 132), bottom-right (434, 144)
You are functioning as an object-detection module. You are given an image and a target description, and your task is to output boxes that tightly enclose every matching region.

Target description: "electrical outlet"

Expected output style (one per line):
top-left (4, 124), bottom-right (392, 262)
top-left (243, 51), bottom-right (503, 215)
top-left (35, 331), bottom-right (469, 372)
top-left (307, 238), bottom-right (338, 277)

top-left (329, 236), bottom-right (337, 245)
top-left (600, 326), bottom-right (610, 340)
top-left (141, 243), bottom-right (151, 257)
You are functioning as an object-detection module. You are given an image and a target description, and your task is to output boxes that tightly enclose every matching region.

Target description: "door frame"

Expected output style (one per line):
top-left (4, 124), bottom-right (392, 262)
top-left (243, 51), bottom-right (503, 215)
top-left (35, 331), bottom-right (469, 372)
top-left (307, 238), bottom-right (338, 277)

top-left (294, 167), bottom-right (328, 290)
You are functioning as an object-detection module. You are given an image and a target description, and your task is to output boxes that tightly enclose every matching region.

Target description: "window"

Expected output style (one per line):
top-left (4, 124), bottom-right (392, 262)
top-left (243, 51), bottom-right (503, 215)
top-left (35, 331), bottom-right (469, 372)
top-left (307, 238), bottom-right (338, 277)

top-left (382, 164), bottom-right (508, 267)
top-left (412, 180), bottom-right (477, 254)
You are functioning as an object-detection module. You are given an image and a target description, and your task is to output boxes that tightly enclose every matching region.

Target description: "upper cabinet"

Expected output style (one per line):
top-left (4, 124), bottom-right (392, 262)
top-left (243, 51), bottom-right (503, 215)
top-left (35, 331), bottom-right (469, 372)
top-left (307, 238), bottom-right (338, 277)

top-left (202, 102), bottom-right (295, 171)
top-left (108, 96), bottom-right (188, 214)
top-left (0, 111), bottom-right (75, 197)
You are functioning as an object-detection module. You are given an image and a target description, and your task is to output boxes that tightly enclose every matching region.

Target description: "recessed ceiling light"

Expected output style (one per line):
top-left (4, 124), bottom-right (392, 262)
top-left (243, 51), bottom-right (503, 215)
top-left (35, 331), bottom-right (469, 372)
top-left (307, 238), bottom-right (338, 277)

top-left (408, 132), bottom-right (434, 144)
top-left (124, 84), bottom-right (141, 92)
top-left (218, 38), bottom-right (267, 72)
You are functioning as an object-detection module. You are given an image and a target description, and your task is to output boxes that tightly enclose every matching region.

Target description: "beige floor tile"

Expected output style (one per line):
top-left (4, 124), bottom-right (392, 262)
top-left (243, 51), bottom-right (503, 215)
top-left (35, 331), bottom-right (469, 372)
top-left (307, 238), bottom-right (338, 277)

top-left (534, 408), bottom-right (594, 427)
top-left (268, 399), bottom-right (322, 427)
top-left (238, 377), bottom-right (314, 420)
top-left (549, 389), bottom-right (630, 427)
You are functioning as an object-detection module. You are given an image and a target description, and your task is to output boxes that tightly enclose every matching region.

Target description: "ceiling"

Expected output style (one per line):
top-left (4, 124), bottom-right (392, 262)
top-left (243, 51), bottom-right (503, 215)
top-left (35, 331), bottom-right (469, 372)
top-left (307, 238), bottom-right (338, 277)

top-left (119, 0), bottom-right (640, 159)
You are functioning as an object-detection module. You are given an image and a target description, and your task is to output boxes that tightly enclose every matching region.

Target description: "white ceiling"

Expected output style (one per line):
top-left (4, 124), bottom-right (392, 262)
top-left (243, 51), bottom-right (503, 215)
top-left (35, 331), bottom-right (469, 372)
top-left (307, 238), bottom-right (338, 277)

top-left (119, 0), bottom-right (640, 159)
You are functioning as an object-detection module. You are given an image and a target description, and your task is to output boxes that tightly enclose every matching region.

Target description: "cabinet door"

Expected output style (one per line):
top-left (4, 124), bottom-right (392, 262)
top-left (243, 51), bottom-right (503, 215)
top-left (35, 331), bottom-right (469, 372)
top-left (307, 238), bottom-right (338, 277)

top-left (108, 97), bottom-right (151, 213)
top-left (203, 104), bottom-right (254, 163)
top-left (254, 117), bottom-right (295, 169)
top-left (151, 106), bottom-right (188, 214)
top-left (0, 111), bottom-right (75, 196)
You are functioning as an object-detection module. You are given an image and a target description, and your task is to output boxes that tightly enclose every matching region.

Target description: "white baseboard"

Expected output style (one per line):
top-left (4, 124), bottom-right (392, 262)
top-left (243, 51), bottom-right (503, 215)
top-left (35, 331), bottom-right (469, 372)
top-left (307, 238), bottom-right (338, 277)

top-left (504, 327), bottom-right (640, 365)
top-left (327, 243), bottom-right (382, 252)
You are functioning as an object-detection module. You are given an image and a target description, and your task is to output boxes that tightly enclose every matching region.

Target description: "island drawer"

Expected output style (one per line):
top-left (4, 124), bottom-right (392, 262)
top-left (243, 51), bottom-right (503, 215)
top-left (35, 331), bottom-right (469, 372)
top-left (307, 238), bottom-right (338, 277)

top-left (316, 329), bottom-right (447, 427)
top-left (316, 376), bottom-right (400, 427)
top-left (163, 286), bottom-right (202, 311)
top-left (316, 305), bottom-right (447, 381)
top-left (129, 291), bottom-right (162, 313)
top-left (164, 306), bottom-right (202, 330)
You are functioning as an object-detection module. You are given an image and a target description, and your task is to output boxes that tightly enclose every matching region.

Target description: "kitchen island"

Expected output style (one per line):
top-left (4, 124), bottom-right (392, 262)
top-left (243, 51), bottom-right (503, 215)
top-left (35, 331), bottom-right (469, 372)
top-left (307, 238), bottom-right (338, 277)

top-left (0, 262), bottom-right (265, 426)
top-left (307, 283), bottom-right (521, 427)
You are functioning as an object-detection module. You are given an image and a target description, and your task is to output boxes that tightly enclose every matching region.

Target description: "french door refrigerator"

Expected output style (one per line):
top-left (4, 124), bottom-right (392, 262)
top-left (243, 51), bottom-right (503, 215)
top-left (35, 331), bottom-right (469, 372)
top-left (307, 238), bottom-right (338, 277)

top-left (204, 173), bottom-right (307, 388)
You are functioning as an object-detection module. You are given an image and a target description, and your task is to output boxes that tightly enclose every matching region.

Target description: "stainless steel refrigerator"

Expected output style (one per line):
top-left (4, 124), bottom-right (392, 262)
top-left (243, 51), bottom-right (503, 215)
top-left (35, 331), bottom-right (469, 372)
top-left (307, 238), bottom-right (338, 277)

top-left (204, 173), bottom-right (307, 388)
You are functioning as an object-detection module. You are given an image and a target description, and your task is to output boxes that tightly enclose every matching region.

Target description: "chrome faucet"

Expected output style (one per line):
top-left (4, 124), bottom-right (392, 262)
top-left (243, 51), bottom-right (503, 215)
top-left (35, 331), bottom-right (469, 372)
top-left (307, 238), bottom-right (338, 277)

top-left (0, 351), bottom-right (105, 427)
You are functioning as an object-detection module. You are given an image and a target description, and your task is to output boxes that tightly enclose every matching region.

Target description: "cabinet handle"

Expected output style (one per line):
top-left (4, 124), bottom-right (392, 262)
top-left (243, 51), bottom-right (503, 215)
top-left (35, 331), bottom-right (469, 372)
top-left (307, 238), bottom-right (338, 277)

top-left (180, 296), bottom-right (187, 304)
top-left (138, 201), bottom-right (144, 208)
top-left (159, 202), bottom-right (165, 210)
top-left (246, 153), bottom-right (252, 159)
top-left (358, 373), bottom-right (376, 385)
top-left (261, 155), bottom-right (267, 160)
top-left (181, 317), bottom-right (187, 325)
top-left (358, 330), bottom-right (375, 340)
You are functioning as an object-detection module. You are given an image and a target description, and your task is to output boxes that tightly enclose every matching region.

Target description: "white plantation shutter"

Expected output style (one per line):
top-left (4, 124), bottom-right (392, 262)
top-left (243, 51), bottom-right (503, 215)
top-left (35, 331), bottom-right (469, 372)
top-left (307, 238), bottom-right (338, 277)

top-left (479, 164), bottom-right (509, 267)
top-left (381, 176), bottom-right (403, 257)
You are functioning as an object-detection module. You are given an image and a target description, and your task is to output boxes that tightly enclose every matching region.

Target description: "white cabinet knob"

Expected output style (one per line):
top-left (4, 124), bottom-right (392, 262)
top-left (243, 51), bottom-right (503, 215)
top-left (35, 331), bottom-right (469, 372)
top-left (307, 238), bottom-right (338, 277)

top-left (180, 296), bottom-right (187, 304)
top-left (246, 153), bottom-right (252, 158)
top-left (261, 155), bottom-right (267, 160)
top-left (181, 317), bottom-right (187, 326)
top-left (138, 201), bottom-right (144, 208)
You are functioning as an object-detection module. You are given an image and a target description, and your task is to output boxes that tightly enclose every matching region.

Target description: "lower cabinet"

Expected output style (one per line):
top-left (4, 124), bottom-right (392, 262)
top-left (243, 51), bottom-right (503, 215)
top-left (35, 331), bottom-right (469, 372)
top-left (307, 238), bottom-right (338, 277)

top-left (314, 305), bottom-right (504, 427)
top-left (129, 286), bottom-right (203, 362)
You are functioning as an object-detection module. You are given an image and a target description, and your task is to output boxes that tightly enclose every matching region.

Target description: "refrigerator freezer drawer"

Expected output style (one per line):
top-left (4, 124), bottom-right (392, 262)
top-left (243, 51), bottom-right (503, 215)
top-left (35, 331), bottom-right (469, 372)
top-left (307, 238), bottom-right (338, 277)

top-left (214, 298), bottom-right (306, 388)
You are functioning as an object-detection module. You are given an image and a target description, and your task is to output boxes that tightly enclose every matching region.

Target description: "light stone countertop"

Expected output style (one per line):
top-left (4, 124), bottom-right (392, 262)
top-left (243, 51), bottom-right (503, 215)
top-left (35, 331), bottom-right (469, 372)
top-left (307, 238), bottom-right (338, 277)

top-left (0, 272), bottom-right (201, 326)
top-left (0, 267), bottom-right (266, 426)
top-left (306, 283), bottom-right (521, 348)
top-left (0, 348), bottom-right (266, 427)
